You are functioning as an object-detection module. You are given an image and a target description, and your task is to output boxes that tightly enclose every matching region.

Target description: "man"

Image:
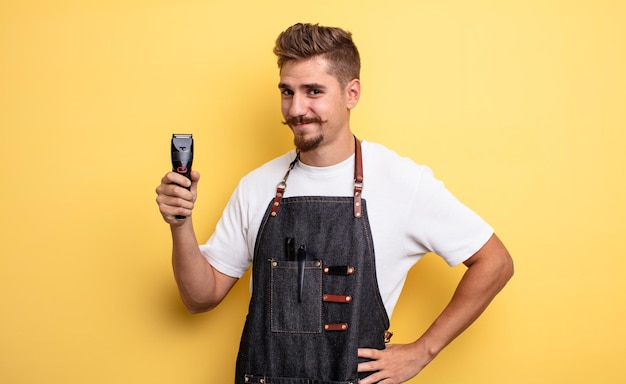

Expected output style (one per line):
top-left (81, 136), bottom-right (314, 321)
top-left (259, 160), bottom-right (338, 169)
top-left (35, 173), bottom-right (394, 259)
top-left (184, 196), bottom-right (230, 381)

top-left (156, 23), bottom-right (513, 384)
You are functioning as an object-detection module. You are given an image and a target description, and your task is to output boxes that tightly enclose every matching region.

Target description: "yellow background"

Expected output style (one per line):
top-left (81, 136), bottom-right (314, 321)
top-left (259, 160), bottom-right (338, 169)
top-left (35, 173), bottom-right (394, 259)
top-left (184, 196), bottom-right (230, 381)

top-left (1, 1), bottom-right (624, 383)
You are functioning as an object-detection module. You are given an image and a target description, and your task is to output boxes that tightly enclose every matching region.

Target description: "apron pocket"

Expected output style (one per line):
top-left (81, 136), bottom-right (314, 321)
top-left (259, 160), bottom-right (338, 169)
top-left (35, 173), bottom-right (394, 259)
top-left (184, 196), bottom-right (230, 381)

top-left (270, 259), bottom-right (322, 333)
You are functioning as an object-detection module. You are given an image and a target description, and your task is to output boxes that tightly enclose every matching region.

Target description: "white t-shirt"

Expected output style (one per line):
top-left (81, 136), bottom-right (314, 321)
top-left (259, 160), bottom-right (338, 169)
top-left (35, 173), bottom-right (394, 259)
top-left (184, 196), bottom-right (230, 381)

top-left (200, 140), bottom-right (493, 318)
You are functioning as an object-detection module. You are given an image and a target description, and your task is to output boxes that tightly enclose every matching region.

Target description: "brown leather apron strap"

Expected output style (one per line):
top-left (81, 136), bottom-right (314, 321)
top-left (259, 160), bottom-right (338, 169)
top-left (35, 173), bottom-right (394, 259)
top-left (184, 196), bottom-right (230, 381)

top-left (353, 137), bottom-right (363, 218)
top-left (270, 153), bottom-right (299, 217)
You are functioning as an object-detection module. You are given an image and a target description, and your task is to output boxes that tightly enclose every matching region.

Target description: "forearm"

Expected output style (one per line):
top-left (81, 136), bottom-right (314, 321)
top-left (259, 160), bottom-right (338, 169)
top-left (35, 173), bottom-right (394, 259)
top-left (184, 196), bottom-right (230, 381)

top-left (170, 219), bottom-right (220, 313)
top-left (358, 235), bottom-right (513, 383)
top-left (415, 237), bottom-right (514, 360)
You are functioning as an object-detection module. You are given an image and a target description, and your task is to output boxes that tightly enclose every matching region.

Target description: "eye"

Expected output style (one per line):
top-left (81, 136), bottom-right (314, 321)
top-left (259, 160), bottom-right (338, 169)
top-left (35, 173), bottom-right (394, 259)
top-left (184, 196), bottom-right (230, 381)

top-left (280, 88), bottom-right (293, 96)
top-left (308, 89), bottom-right (322, 95)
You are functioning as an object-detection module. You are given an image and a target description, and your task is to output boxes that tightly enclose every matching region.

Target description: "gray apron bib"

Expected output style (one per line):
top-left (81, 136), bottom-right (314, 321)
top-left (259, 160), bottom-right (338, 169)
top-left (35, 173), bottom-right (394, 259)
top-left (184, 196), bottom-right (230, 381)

top-left (235, 139), bottom-right (390, 384)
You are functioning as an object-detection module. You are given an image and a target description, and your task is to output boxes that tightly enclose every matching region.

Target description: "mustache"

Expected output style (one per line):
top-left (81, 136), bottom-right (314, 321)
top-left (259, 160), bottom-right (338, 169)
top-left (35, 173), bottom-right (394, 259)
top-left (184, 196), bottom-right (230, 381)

top-left (282, 116), bottom-right (323, 126)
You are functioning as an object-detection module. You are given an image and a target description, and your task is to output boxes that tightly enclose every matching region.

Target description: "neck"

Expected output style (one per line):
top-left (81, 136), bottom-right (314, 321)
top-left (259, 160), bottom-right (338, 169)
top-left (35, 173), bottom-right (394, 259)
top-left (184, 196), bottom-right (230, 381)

top-left (298, 132), bottom-right (356, 167)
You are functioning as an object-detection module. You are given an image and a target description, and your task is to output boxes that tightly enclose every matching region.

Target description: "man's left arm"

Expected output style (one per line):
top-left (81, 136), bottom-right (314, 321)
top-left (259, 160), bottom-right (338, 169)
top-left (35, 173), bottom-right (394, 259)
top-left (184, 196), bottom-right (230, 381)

top-left (358, 233), bottom-right (514, 383)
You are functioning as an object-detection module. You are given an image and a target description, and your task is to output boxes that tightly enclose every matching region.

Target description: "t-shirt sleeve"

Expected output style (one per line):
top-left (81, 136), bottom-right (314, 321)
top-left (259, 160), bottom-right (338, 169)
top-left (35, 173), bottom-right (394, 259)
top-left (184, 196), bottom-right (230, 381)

top-left (199, 182), bottom-right (252, 279)
top-left (407, 166), bottom-right (494, 266)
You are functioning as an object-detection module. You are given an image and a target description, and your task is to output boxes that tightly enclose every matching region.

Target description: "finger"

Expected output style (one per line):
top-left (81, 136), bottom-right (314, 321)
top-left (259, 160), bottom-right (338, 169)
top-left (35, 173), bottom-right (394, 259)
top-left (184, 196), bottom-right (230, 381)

top-left (358, 347), bottom-right (382, 359)
top-left (170, 206), bottom-right (193, 221)
top-left (162, 171), bottom-right (193, 189)
top-left (357, 349), bottom-right (382, 374)
top-left (189, 171), bottom-right (200, 196)
top-left (156, 188), bottom-right (195, 217)
top-left (156, 189), bottom-right (188, 211)
top-left (158, 189), bottom-right (195, 209)
top-left (357, 359), bottom-right (379, 374)
top-left (161, 201), bottom-right (194, 223)
top-left (357, 370), bottom-right (385, 384)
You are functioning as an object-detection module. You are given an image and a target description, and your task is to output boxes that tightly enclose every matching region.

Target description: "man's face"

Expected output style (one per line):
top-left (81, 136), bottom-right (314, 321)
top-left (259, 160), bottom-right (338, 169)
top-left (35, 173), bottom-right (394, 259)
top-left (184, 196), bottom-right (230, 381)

top-left (278, 56), bottom-right (356, 152)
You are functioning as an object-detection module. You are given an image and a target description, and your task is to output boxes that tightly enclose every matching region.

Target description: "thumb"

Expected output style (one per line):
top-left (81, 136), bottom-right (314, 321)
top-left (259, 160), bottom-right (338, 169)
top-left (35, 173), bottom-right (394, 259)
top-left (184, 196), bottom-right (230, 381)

top-left (189, 170), bottom-right (201, 194)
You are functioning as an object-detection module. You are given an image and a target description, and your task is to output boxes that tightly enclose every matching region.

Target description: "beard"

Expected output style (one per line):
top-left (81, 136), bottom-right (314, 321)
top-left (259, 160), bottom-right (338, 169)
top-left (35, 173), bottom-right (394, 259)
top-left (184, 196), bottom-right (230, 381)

top-left (283, 115), bottom-right (325, 152)
top-left (294, 132), bottom-right (324, 152)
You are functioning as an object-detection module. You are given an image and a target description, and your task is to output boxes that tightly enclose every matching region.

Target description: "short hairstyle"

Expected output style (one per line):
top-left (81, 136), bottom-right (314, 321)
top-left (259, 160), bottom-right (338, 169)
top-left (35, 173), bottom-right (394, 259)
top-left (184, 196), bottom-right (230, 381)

top-left (273, 23), bottom-right (361, 87)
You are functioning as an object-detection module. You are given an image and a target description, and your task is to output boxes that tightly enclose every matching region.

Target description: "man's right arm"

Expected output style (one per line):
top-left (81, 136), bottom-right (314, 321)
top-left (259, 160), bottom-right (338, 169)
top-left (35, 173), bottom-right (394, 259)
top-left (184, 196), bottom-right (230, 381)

top-left (156, 171), bottom-right (239, 313)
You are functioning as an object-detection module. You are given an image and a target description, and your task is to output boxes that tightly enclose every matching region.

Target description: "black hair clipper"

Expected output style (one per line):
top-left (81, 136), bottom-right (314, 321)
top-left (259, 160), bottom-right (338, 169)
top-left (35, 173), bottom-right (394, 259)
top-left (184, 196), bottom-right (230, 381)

top-left (171, 134), bottom-right (194, 220)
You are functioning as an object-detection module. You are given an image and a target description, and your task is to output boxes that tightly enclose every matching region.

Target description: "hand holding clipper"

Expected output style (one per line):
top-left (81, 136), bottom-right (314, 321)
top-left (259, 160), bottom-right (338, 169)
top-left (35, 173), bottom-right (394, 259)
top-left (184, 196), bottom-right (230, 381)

top-left (171, 134), bottom-right (194, 220)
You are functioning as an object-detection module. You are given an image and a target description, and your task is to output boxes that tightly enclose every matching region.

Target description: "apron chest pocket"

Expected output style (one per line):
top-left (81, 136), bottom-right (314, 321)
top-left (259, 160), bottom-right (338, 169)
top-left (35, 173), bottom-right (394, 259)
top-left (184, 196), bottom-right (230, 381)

top-left (270, 259), bottom-right (322, 333)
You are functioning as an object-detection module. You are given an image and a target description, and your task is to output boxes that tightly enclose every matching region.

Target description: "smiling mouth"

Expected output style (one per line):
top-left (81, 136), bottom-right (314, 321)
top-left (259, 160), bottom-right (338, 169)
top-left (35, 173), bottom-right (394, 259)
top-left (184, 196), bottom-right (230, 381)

top-left (284, 116), bottom-right (322, 127)
top-left (293, 122), bottom-right (315, 129)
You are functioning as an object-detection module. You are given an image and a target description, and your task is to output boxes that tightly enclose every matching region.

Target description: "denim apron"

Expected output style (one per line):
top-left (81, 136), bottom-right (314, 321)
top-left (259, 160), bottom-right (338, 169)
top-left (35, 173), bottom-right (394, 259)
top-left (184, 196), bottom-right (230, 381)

top-left (235, 139), bottom-right (391, 384)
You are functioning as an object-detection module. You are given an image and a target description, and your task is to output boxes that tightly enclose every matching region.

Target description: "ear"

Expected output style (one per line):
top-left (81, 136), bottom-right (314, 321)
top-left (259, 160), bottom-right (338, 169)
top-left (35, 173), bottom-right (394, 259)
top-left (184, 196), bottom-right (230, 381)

top-left (346, 78), bottom-right (361, 110)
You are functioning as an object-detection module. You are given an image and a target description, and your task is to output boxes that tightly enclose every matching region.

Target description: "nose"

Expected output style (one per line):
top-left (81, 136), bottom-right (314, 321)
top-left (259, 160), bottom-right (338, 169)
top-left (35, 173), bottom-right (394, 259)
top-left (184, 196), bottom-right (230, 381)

top-left (287, 92), bottom-right (307, 118)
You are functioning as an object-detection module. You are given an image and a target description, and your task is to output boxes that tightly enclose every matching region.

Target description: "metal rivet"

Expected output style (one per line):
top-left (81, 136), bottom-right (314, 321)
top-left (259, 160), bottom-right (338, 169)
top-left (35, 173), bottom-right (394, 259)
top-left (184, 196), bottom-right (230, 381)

top-left (324, 324), bottom-right (329, 330)
top-left (270, 211), bottom-right (276, 216)
top-left (324, 267), bottom-right (329, 273)
top-left (272, 261), bottom-right (278, 267)
top-left (346, 296), bottom-right (352, 302)
top-left (355, 202), bottom-right (360, 207)
top-left (315, 261), bottom-right (320, 267)
top-left (273, 201), bottom-right (279, 206)
top-left (342, 324), bottom-right (347, 330)
top-left (348, 267), bottom-right (354, 274)
top-left (355, 212), bottom-right (361, 217)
